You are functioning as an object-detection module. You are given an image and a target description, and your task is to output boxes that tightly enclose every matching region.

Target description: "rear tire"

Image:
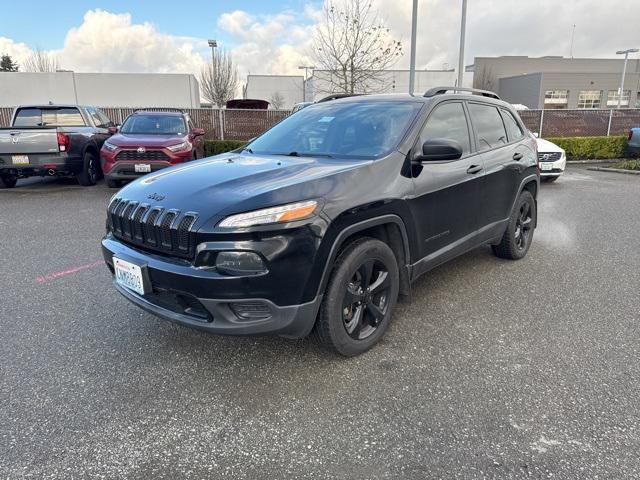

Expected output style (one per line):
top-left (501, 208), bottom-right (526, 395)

top-left (106, 179), bottom-right (121, 189)
top-left (0, 175), bottom-right (18, 188)
top-left (492, 190), bottom-right (536, 260)
top-left (77, 151), bottom-right (98, 186)
top-left (312, 237), bottom-right (399, 356)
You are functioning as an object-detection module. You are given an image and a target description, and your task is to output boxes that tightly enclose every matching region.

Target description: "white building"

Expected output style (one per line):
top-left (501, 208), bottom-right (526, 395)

top-left (306, 69), bottom-right (474, 101)
top-left (0, 72), bottom-right (201, 108)
top-left (244, 75), bottom-right (305, 109)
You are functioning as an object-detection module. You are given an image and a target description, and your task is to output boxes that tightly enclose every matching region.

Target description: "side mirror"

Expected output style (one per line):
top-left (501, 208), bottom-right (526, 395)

top-left (108, 126), bottom-right (118, 135)
top-left (532, 131), bottom-right (539, 138)
top-left (193, 128), bottom-right (205, 136)
top-left (416, 138), bottom-right (463, 162)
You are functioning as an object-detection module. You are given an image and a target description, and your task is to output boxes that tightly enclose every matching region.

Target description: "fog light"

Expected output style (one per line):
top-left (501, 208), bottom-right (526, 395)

top-left (230, 301), bottom-right (271, 320)
top-left (215, 251), bottom-right (266, 276)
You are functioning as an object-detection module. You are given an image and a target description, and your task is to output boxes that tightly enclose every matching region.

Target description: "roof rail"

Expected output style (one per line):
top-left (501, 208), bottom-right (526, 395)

top-left (423, 86), bottom-right (500, 100)
top-left (317, 93), bottom-right (364, 103)
top-left (132, 107), bottom-right (185, 114)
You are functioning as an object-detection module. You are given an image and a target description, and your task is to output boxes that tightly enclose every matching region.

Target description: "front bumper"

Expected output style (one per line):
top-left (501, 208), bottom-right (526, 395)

top-left (102, 236), bottom-right (322, 338)
top-left (539, 155), bottom-right (566, 177)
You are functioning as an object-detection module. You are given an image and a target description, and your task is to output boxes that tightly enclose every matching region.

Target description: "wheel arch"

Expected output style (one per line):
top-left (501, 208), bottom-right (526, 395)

top-left (315, 214), bottom-right (412, 301)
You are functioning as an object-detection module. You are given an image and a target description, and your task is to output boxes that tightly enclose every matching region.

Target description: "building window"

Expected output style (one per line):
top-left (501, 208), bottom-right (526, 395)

top-left (577, 90), bottom-right (602, 109)
top-left (606, 89), bottom-right (631, 107)
top-left (544, 90), bottom-right (569, 109)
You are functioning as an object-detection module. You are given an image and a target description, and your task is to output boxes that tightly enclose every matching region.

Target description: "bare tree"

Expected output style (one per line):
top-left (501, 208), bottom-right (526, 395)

top-left (311, 0), bottom-right (403, 95)
top-left (473, 65), bottom-right (495, 91)
top-left (269, 91), bottom-right (285, 109)
top-left (23, 49), bottom-right (60, 72)
top-left (199, 49), bottom-right (239, 108)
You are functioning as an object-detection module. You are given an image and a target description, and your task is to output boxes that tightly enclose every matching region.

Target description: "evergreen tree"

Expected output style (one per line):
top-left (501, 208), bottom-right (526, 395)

top-left (0, 54), bottom-right (19, 72)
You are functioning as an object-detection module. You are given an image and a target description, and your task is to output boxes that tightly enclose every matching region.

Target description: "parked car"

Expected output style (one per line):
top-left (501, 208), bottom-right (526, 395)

top-left (535, 137), bottom-right (566, 182)
top-left (0, 104), bottom-right (114, 187)
top-left (627, 128), bottom-right (640, 155)
top-left (100, 110), bottom-right (205, 188)
top-left (101, 87), bottom-right (539, 356)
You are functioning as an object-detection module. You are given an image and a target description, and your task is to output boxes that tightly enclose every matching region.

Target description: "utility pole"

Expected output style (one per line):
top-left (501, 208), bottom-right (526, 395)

top-left (408, 0), bottom-right (418, 95)
top-left (615, 48), bottom-right (638, 108)
top-left (456, 0), bottom-right (468, 89)
top-left (207, 39), bottom-right (217, 108)
top-left (569, 24), bottom-right (576, 59)
top-left (298, 65), bottom-right (316, 102)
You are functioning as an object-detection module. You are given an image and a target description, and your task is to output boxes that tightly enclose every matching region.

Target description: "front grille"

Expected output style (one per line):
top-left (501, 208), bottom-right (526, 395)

top-left (108, 198), bottom-right (198, 258)
top-left (538, 152), bottom-right (562, 162)
top-left (116, 150), bottom-right (170, 161)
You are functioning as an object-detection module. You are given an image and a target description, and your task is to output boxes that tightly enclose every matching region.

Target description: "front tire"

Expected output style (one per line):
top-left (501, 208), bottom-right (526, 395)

top-left (312, 237), bottom-right (399, 356)
top-left (77, 151), bottom-right (98, 186)
top-left (492, 190), bottom-right (536, 260)
top-left (0, 175), bottom-right (18, 188)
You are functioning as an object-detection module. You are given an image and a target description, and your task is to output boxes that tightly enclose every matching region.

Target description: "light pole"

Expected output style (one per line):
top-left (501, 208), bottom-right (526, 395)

top-left (298, 65), bottom-right (315, 102)
top-left (615, 48), bottom-right (638, 108)
top-left (207, 39), bottom-right (217, 109)
top-left (408, 0), bottom-right (418, 95)
top-left (457, 0), bottom-right (468, 89)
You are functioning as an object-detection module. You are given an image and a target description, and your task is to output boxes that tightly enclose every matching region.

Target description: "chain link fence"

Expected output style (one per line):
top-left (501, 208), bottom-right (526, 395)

top-left (2, 106), bottom-right (640, 139)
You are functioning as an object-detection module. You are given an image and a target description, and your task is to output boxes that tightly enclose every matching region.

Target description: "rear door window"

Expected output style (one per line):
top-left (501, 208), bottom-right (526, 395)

top-left (468, 103), bottom-right (508, 151)
top-left (500, 109), bottom-right (524, 141)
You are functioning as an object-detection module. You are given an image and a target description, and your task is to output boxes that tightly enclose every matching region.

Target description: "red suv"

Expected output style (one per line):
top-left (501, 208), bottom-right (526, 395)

top-left (100, 110), bottom-right (205, 188)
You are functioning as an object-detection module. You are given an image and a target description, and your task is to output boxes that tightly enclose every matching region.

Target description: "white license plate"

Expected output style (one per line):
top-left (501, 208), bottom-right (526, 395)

top-left (12, 155), bottom-right (29, 165)
top-left (540, 162), bottom-right (553, 171)
top-left (114, 257), bottom-right (147, 295)
top-left (135, 164), bottom-right (151, 173)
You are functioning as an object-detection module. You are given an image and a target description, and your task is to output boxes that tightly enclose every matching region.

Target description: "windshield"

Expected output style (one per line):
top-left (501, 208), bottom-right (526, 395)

top-left (248, 101), bottom-right (422, 158)
top-left (120, 114), bottom-right (186, 135)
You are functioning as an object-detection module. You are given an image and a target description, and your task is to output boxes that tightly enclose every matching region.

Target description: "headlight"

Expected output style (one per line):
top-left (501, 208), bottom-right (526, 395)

top-left (218, 200), bottom-right (318, 228)
top-left (167, 142), bottom-right (189, 152)
top-left (103, 140), bottom-right (117, 152)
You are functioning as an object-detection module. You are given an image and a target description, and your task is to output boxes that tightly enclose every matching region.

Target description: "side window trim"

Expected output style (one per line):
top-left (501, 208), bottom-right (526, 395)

top-left (412, 100), bottom-right (474, 161)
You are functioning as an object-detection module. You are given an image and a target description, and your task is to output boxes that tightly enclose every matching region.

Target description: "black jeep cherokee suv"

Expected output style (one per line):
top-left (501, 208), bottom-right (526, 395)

top-left (102, 87), bottom-right (539, 356)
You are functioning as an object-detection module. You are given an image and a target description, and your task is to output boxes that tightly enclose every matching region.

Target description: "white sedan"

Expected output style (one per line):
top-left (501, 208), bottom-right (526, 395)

top-left (535, 137), bottom-right (566, 182)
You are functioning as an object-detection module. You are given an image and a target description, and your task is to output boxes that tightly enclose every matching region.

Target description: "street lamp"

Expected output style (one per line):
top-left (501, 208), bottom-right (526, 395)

top-left (207, 40), bottom-right (217, 109)
top-left (615, 48), bottom-right (638, 108)
top-left (298, 65), bottom-right (316, 102)
top-left (408, 0), bottom-right (418, 95)
top-left (457, 0), bottom-right (468, 89)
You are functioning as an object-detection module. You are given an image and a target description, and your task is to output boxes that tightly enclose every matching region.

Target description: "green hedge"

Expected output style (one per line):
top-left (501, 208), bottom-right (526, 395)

top-left (544, 136), bottom-right (628, 159)
top-left (204, 140), bottom-right (246, 156)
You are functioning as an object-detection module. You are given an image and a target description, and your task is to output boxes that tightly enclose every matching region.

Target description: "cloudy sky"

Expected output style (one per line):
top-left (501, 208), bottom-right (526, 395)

top-left (1, 0), bottom-right (638, 82)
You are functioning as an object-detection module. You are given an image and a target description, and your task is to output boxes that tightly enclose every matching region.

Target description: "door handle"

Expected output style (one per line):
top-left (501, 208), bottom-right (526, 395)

top-left (466, 164), bottom-right (483, 174)
top-left (513, 152), bottom-right (523, 161)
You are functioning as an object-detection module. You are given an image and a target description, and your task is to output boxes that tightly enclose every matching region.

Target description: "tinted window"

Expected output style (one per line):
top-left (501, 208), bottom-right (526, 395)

top-left (501, 109), bottom-right (524, 141)
top-left (120, 114), bottom-right (187, 135)
top-left (468, 103), bottom-right (508, 151)
top-left (13, 108), bottom-right (42, 126)
top-left (248, 101), bottom-right (423, 159)
top-left (419, 102), bottom-right (470, 155)
top-left (13, 107), bottom-right (85, 127)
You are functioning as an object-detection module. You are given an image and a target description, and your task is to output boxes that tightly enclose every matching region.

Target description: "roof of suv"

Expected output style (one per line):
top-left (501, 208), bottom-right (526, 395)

top-left (131, 110), bottom-right (185, 116)
top-left (318, 88), bottom-right (507, 107)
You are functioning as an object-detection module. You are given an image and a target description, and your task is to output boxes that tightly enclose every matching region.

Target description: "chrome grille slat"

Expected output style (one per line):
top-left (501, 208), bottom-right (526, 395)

top-left (538, 152), bottom-right (562, 162)
top-left (107, 198), bottom-right (198, 258)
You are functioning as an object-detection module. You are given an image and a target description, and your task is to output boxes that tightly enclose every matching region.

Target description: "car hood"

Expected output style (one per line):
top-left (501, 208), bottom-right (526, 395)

top-left (115, 152), bottom-right (369, 225)
top-left (536, 137), bottom-right (564, 153)
top-left (107, 133), bottom-right (188, 148)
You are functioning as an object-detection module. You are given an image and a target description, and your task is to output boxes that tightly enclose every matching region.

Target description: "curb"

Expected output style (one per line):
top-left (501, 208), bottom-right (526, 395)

top-left (587, 166), bottom-right (640, 175)
top-left (567, 158), bottom-right (626, 164)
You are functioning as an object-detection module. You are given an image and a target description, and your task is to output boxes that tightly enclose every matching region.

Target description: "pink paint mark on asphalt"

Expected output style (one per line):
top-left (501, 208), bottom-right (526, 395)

top-left (35, 260), bottom-right (104, 284)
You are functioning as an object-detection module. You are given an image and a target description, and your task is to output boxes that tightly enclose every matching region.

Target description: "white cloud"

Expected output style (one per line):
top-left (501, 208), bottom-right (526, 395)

top-left (2, 1), bottom-right (640, 85)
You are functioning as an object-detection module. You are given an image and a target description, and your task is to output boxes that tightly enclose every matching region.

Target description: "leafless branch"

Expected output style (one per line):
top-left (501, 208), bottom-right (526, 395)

top-left (199, 49), bottom-right (239, 107)
top-left (23, 49), bottom-right (60, 73)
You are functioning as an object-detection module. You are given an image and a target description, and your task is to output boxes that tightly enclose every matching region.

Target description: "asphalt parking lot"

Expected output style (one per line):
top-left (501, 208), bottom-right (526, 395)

top-left (1, 166), bottom-right (639, 479)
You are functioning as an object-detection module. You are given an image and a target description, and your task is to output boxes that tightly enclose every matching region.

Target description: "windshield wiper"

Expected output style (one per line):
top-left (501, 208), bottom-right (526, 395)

top-left (284, 151), bottom-right (333, 158)
top-left (242, 147), bottom-right (254, 154)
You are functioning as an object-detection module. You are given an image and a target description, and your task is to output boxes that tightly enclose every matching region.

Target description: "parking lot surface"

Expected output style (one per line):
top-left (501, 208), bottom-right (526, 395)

top-left (1, 167), bottom-right (639, 479)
